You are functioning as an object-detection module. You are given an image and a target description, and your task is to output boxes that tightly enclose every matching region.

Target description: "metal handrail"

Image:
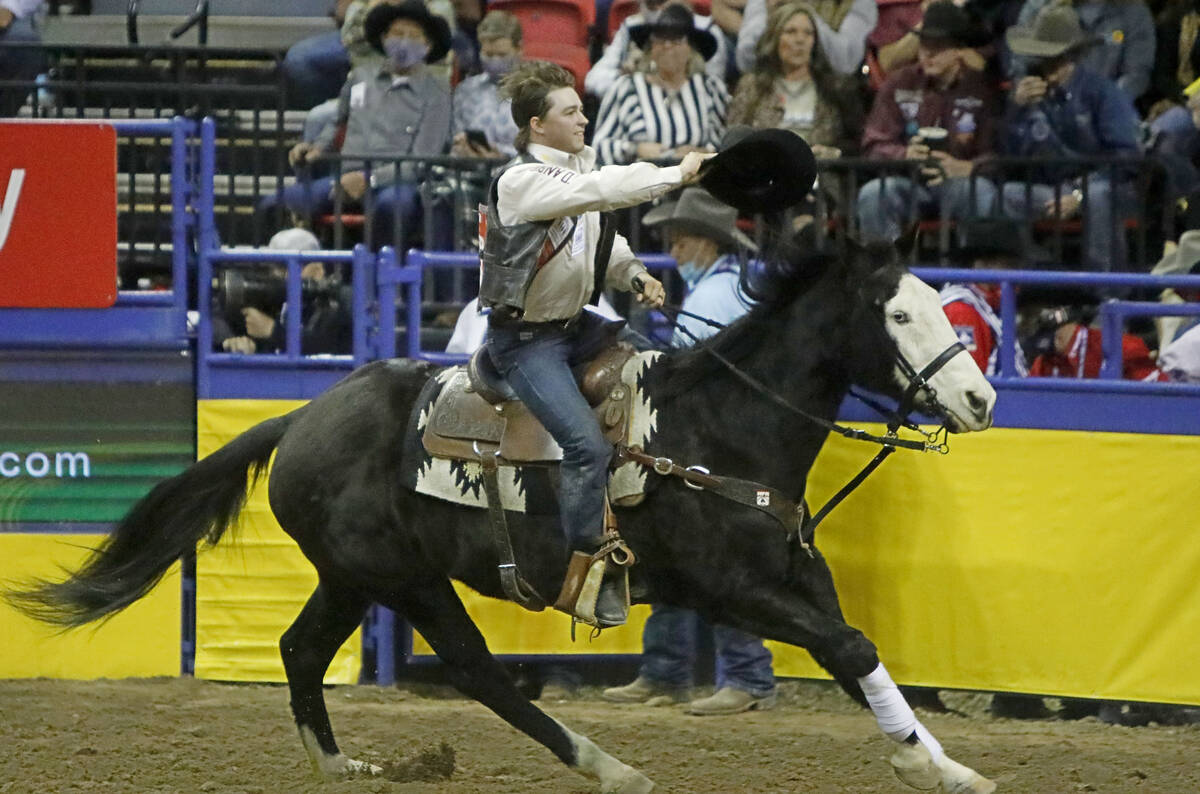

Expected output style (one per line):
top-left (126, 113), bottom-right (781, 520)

top-left (170, 0), bottom-right (210, 44)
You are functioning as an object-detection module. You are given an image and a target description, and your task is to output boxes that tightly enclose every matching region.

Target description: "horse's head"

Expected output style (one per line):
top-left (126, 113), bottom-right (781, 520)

top-left (844, 240), bottom-right (996, 433)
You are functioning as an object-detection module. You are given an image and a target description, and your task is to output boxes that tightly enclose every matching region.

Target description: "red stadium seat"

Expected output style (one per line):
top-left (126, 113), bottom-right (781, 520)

top-left (523, 41), bottom-right (592, 96)
top-left (490, 0), bottom-right (595, 47)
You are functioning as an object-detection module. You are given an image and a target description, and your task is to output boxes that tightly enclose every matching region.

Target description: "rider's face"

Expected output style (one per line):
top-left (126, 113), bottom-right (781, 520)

top-left (531, 87), bottom-right (588, 154)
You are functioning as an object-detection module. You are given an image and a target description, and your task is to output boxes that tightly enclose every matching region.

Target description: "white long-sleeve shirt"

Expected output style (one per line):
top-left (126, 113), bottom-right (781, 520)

top-left (735, 0), bottom-right (876, 75)
top-left (495, 142), bottom-right (683, 322)
top-left (1, 0), bottom-right (44, 18)
top-left (585, 12), bottom-right (729, 99)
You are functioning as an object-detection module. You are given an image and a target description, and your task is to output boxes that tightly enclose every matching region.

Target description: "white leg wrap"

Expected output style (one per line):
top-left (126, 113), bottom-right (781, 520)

top-left (857, 663), bottom-right (943, 764)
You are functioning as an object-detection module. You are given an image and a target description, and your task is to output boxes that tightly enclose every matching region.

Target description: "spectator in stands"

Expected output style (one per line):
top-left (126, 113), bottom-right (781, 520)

top-left (736, 0), bottom-right (877, 76)
top-left (726, 0), bottom-right (864, 158)
top-left (451, 10), bottom-right (523, 159)
top-left (1010, 0), bottom-right (1154, 103)
top-left (710, 0), bottom-right (749, 76)
top-left (602, 187), bottom-right (778, 716)
top-left (278, 0), bottom-right (454, 252)
top-left (0, 0), bottom-right (44, 118)
top-left (1026, 303), bottom-right (1158, 378)
top-left (220, 228), bottom-right (353, 356)
top-left (298, 0), bottom-right (383, 145)
top-left (593, 4), bottom-right (730, 165)
top-left (1150, 228), bottom-right (1200, 348)
top-left (1000, 3), bottom-right (1141, 272)
top-left (1144, 0), bottom-right (1200, 132)
top-left (587, 0), bottom-right (730, 98)
top-left (940, 217), bottom-right (1040, 376)
top-left (448, 0), bottom-right (485, 77)
top-left (869, 0), bottom-right (991, 79)
top-left (855, 1), bottom-right (999, 243)
top-left (283, 0), bottom-right (357, 111)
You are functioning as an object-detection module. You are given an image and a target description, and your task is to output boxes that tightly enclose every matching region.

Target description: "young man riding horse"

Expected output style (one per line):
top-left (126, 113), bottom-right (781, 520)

top-left (482, 61), bottom-right (711, 626)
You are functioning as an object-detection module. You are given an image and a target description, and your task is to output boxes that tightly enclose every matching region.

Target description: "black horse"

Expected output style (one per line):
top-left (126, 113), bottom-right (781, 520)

top-left (9, 237), bottom-right (998, 793)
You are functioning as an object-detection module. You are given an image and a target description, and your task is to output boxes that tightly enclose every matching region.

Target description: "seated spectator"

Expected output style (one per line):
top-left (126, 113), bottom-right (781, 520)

top-left (710, 0), bottom-right (749, 75)
top-left (587, 0), bottom-right (730, 98)
top-left (727, 0), bottom-right (864, 159)
top-left (870, 0), bottom-right (990, 78)
top-left (1000, 3), bottom-right (1141, 272)
top-left (273, 0), bottom-right (454, 252)
top-left (284, 0), bottom-right (357, 111)
top-left (299, 0), bottom-right (384, 145)
top-left (0, 0), bottom-right (44, 118)
top-left (602, 187), bottom-right (777, 717)
top-left (940, 217), bottom-right (1040, 376)
top-left (1009, 0), bottom-right (1154, 104)
top-left (451, 10), bottom-right (523, 159)
top-left (736, 0), bottom-right (877, 76)
top-left (855, 1), bottom-right (999, 243)
top-left (593, 4), bottom-right (730, 165)
top-left (1025, 304), bottom-right (1158, 379)
top-left (1144, 0), bottom-right (1200, 132)
top-left (220, 228), bottom-right (353, 356)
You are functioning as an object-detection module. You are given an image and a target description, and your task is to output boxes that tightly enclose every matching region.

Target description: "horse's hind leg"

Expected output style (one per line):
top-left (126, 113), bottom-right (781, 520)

top-left (388, 577), bottom-right (654, 794)
top-left (280, 580), bottom-right (377, 778)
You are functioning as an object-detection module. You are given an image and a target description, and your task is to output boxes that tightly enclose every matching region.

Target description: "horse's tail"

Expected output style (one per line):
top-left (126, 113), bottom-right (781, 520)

top-left (5, 412), bottom-right (297, 628)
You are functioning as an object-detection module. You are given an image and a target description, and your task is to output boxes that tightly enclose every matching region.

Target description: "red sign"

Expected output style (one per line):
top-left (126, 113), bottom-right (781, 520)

top-left (0, 122), bottom-right (117, 308)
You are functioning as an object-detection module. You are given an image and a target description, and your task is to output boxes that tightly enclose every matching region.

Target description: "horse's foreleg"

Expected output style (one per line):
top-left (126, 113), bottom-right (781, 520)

top-left (280, 580), bottom-right (375, 778)
top-left (391, 578), bottom-right (654, 794)
top-left (716, 577), bottom-right (995, 793)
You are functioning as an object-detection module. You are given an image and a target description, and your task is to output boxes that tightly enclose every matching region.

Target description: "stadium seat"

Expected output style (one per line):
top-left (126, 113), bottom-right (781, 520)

top-left (490, 0), bottom-right (594, 47)
top-left (523, 41), bottom-right (591, 96)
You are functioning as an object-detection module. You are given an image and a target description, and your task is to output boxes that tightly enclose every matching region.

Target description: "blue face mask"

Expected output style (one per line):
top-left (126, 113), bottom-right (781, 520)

top-left (384, 37), bottom-right (429, 70)
top-left (677, 260), bottom-right (704, 286)
top-left (480, 54), bottom-right (519, 80)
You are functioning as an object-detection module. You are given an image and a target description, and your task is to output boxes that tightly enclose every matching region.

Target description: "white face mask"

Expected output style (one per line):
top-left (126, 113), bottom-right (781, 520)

top-left (384, 37), bottom-right (429, 70)
top-left (677, 259), bottom-right (705, 286)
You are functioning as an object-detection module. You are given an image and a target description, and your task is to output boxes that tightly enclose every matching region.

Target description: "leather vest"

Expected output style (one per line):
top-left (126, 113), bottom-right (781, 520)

top-left (478, 153), bottom-right (560, 312)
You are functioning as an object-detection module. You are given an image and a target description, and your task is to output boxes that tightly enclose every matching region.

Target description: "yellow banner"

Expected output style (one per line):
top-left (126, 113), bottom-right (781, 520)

top-left (194, 400), bottom-right (360, 684)
top-left (0, 534), bottom-right (179, 679)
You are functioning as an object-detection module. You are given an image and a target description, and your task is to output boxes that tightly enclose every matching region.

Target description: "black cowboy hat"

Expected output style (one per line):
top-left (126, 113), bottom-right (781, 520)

top-left (628, 4), bottom-right (719, 62)
top-left (698, 126), bottom-right (817, 215)
top-left (953, 217), bottom-right (1050, 264)
top-left (365, 0), bottom-right (453, 63)
top-left (911, 1), bottom-right (990, 49)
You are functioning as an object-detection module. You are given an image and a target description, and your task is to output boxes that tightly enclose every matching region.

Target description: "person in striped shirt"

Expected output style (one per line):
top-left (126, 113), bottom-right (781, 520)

top-left (592, 4), bottom-right (730, 166)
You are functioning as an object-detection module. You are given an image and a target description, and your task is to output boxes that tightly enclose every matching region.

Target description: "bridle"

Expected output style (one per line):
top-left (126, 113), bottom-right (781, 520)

top-left (649, 291), bottom-right (967, 537)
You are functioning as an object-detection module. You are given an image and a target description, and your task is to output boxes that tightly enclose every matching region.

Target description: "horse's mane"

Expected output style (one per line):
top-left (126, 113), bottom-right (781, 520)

top-left (655, 228), bottom-right (842, 400)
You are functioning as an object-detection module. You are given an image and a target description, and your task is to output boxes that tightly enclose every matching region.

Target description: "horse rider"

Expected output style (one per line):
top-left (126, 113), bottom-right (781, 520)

top-left (481, 60), bottom-right (711, 627)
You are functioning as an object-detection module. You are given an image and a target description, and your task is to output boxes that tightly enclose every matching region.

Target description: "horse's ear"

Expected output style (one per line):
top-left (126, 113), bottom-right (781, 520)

top-left (894, 223), bottom-right (920, 260)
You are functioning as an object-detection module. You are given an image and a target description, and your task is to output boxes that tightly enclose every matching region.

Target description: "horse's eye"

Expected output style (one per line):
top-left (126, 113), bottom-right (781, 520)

top-left (891, 311), bottom-right (910, 325)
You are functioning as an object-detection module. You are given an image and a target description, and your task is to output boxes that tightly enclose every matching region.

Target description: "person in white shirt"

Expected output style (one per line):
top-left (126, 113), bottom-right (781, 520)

top-left (479, 60), bottom-right (710, 626)
top-left (0, 0), bottom-right (44, 118)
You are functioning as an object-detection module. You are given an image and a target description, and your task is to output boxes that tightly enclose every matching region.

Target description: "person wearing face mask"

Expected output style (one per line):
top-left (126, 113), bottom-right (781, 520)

top-left (451, 10), bottom-right (524, 159)
top-left (592, 4), bottom-right (730, 166)
top-left (602, 187), bottom-right (777, 715)
top-left (481, 60), bottom-right (712, 627)
top-left (1000, 3), bottom-right (1140, 272)
top-left (587, 0), bottom-right (730, 99)
top-left (274, 0), bottom-right (453, 253)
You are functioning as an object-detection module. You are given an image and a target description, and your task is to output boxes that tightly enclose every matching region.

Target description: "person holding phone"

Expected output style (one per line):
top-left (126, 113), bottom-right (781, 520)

top-left (451, 10), bottom-right (524, 159)
top-left (855, 1), bottom-right (999, 243)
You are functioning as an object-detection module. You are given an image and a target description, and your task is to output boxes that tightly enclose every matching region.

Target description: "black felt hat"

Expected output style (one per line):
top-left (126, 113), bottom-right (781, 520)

top-left (628, 4), bottom-right (719, 62)
top-left (912, 1), bottom-right (991, 48)
top-left (365, 0), bottom-right (453, 63)
top-left (698, 126), bottom-right (817, 215)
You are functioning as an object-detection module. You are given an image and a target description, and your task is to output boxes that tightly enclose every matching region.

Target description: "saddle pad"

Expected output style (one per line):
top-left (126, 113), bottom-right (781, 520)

top-left (399, 352), bottom-right (663, 514)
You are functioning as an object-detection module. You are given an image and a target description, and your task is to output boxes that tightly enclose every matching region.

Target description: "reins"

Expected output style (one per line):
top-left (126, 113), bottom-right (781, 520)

top-left (645, 297), bottom-right (960, 539)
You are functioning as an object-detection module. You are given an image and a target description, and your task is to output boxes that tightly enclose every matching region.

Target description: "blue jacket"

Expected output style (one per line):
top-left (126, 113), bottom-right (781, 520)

top-left (1004, 66), bottom-right (1140, 181)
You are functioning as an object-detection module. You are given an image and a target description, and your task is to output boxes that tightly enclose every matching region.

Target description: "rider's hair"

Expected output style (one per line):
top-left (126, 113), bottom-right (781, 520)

top-left (499, 61), bottom-right (576, 152)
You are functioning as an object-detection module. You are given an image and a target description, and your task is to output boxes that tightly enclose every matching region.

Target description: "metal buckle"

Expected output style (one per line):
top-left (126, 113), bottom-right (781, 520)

top-left (653, 456), bottom-right (674, 475)
top-left (683, 465), bottom-right (709, 490)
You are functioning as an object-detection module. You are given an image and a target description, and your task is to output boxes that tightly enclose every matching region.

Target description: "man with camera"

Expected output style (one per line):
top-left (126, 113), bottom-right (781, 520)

top-left (855, 1), bottom-right (999, 243)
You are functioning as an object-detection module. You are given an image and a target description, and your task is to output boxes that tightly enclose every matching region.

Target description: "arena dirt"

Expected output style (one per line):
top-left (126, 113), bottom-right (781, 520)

top-left (1, 677), bottom-right (1197, 793)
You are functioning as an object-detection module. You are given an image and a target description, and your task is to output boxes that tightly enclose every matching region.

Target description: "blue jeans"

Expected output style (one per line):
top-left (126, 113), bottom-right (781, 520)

top-left (486, 311), bottom-right (618, 550)
top-left (640, 604), bottom-right (776, 697)
top-left (855, 175), bottom-right (997, 243)
top-left (1000, 177), bottom-right (1130, 271)
top-left (283, 30), bottom-right (350, 110)
top-left (0, 15), bottom-right (43, 118)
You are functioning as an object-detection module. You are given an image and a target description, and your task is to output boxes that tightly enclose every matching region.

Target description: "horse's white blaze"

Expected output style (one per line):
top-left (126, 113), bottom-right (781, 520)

top-left (298, 726), bottom-right (381, 778)
top-left (883, 274), bottom-right (996, 431)
top-left (559, 722), bottom-right (655, 793)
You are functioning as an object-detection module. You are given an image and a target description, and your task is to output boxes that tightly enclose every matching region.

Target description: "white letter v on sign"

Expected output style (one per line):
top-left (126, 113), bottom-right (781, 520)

top-left (0, 169), bottom-right (27, 253)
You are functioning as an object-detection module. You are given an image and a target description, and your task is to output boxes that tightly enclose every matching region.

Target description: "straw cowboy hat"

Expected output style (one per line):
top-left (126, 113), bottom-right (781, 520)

top-left (628, 3), bottom-right (719, 61)
top-left (698, 126), bottom-right (817, 215)
top-left (1005, 4), bottom-right (1101, 59)
top-left (365, 0), bottom-right (453, 63)
top-left (643, 187), bottom-right (758, 251)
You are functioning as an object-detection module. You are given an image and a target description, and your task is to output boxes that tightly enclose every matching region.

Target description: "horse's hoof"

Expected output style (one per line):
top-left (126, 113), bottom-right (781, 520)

top-left (937, 755), bottom-right (996, 793)
top-left (601, 767), bottom-right (655, 794)
top-left (344, 758), bottom-right (383, 776)
top-left (890, 742), bottom-right (940, 790)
